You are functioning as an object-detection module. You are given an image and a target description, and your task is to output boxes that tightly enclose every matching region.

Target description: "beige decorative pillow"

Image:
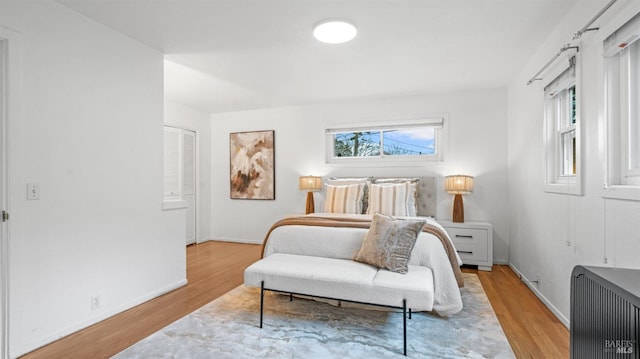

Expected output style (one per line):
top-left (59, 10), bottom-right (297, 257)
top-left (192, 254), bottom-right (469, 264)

top-left (354, 213), bottom-right (426, 274)
top-left (322, 183), bottom-right (365, 214)
top-left (326, 177), bottom-right (372, 214)
top-left (373, 178), bottom-right (419, 216)
top-left (366, 182), bottom-right (412, 216)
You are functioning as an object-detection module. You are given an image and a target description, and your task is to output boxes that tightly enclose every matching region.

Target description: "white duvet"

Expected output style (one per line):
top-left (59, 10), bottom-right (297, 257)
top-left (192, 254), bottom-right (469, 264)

top-left (262, 213), bottom-right (464, 316)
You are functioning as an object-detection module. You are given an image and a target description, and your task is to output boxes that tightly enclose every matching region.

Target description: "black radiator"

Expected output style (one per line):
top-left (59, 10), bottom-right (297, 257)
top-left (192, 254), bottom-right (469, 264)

top-left (571, 265), bottom-right (640, 358)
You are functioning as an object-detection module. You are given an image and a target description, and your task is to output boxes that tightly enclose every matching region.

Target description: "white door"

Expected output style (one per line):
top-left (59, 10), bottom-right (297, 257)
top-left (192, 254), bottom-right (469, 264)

top-left (181, 130), bottom-right (196, 245)
top-left (163, 126), bottom-right (197, 245)
top-left (0, 34), bottom-right (10, 359)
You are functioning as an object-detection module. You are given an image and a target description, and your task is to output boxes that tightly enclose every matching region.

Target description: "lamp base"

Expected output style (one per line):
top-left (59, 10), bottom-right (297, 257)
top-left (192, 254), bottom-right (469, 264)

top-left (452, 194), bottom-right (464, 223)
top-left (305, 191), bottom-right (315, 214)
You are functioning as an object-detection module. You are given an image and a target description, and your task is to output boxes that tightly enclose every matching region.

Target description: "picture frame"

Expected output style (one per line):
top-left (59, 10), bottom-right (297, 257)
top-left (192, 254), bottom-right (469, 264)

top-left (229, 130), bottom-right (275, 200)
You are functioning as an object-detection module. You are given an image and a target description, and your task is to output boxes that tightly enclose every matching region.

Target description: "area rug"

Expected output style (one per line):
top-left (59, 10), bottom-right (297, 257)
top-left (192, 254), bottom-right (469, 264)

top-left (114, 273), bottom-right (514, 358)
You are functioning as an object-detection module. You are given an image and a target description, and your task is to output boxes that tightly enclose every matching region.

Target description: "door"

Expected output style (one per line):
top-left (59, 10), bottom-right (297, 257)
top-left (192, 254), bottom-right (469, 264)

top-left (181, 130), bottom-right (196, 245)
top-left (0, 33), bottom-right (10, 359)
top-left (163, 126), bottom-right (197, 245)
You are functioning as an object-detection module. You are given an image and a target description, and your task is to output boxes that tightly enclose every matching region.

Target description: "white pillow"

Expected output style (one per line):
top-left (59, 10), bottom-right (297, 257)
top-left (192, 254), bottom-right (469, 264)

top-left (322, 183), bottom-right (365, 214)
top-left (366, 182), bottom-right (413, 216)
top-left (407, 182), bottom-right (418, 216)
top-left (326, 177), bottom-right (372, 186)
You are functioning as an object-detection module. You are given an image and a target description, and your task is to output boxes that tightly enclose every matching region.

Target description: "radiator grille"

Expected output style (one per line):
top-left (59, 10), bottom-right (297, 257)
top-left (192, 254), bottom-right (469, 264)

top-left (571, 266), bottom-right (640, 359)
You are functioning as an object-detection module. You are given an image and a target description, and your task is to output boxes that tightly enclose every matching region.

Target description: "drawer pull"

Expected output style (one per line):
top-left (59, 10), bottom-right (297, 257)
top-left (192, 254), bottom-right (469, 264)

top-left (455, 235), bottom-right (473, 239)
top-left (457, 250), bottom-right (473, 255)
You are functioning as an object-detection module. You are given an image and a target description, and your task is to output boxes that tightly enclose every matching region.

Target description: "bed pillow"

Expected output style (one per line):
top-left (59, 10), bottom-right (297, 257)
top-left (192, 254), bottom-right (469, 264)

top-left (326, 177), bottom-right (372, 214)
top-left (366, 182), bottom-right (413, 216)
top-left (353, 213), bottom-right (426, 274)
top-left (373, 178), bottom-right (419, 216)
top-left (322, 183), bottom-right (365, 214)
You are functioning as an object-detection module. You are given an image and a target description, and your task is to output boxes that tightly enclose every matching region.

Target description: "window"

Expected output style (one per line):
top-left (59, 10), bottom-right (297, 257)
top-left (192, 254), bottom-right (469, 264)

top-left (163, 126), bottom-right (196, 200)
top-left (603, 12), bottom-right (640, 200)
top-left (326, 120), bottom-right (443, 162)
top-left (543, 56), bottom-right (581, 195)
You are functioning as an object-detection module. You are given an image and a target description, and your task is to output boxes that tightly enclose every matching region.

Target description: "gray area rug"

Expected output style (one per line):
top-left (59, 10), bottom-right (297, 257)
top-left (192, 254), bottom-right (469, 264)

top-left (114, 273), bottom-right (514, 358)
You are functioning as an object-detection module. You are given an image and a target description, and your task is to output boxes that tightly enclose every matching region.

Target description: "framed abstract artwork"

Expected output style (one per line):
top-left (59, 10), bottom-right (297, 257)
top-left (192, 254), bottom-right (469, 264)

top-left (229, 130), bottom-right (275, 200)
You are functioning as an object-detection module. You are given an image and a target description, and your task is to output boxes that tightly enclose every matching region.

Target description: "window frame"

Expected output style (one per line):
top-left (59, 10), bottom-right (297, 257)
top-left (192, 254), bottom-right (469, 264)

top-left (325, 118), bottom-right (445, 164)
top-left (602, 11), bottom-right (640, 201)
top-left (163, 125), bottom-right (197, 200)
top-left (543, 55), bottom-right (583, 195)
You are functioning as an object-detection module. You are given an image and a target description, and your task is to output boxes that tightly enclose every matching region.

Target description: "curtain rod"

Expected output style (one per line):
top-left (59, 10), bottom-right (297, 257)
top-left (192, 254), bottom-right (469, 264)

top-left (526, 44), bottom-right (579, 85)
top-left (573, 0), bottom-right (619, 40)
top-left (526, 0), bottom-right (619, 85)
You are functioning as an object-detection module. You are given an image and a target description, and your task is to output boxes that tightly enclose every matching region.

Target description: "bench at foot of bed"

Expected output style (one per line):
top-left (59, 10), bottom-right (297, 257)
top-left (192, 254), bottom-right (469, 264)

top-left (244, 253), bottom-right (435, 356)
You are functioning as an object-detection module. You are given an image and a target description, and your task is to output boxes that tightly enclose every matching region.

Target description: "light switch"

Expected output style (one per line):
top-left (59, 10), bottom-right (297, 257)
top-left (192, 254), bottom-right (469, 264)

top-left (27, 183), bottom-right (40, 200)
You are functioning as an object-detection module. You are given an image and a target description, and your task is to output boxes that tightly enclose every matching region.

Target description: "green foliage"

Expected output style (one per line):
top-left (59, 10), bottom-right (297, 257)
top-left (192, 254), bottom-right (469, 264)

top-left (334, 132), bottom-right (380, 157)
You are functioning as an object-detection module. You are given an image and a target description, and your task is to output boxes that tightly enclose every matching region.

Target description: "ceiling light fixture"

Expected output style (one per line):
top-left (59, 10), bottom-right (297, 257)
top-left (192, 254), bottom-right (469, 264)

top-left (313, 20), bottom-right (357, 44)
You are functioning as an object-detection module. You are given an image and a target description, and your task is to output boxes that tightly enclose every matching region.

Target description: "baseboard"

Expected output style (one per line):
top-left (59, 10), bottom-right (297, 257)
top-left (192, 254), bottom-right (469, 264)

top-left (203, 237), bottom-right (262, 245)
top-left (508, 263), bottom-right (570, 329)
top-left (15, 279), bottom-right (188, 358)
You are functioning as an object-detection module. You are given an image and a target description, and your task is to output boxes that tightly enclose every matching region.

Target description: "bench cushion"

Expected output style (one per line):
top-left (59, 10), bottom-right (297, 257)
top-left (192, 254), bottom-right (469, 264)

top-left (244, 253), bottom-right (434, 311)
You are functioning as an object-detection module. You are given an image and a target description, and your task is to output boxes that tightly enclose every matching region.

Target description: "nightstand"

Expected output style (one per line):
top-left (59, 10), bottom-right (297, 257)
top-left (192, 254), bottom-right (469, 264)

top-left (438, 220), bottom-right (493, 271)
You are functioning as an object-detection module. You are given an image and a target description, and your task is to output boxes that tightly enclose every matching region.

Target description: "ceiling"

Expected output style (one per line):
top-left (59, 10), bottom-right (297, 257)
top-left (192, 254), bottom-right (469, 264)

top-left (56, 0), bottom-right (579, 114)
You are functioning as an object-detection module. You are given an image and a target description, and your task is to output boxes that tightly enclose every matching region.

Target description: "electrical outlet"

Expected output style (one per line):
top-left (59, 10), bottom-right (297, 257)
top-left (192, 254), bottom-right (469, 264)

top-left (27, 183), bottom-right (40, 200)
top-left (91, 295), bottom-right (101, 311)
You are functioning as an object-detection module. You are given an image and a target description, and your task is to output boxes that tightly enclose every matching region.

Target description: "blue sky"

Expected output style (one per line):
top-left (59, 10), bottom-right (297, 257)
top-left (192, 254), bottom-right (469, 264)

top-left (335, 128), bottom-right (435, 156)
top-left (383, 129), bottom-right (435, 155)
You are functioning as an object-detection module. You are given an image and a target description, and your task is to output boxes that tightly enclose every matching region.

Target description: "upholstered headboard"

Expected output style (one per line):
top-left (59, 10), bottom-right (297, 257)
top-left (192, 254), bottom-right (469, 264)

top-left (414, 176), bottom-right (437, 217)
top-left (320, 176), bottom-right (437, 218)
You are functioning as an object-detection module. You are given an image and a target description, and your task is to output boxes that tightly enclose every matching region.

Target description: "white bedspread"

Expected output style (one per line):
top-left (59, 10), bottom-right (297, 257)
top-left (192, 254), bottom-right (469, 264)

top-left (262, 214), bottom-right (463, 316)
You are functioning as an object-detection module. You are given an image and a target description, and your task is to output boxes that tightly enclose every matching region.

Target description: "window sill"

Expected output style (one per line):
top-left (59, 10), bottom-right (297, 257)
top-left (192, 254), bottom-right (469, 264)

top-left (602, 185), bottom-right (640, 201)
top-left (326, 155), bottom-right (443, 166)
top-left (544, 182), bottom-right (582, 196)
top-left (162, 200), bottom-right (187, 210)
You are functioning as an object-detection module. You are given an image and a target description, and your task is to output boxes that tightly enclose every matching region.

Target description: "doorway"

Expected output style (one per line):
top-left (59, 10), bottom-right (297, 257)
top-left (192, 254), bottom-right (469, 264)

top-left (164, 126), bottom-right (197, 245)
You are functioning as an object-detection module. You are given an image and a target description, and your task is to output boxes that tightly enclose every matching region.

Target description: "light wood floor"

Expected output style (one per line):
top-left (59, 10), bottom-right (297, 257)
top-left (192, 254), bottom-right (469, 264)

top-left (21, 241), bottom-right (568, 358)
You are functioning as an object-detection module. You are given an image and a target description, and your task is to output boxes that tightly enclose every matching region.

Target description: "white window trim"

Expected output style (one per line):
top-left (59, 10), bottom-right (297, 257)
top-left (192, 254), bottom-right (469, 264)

top-left (602, 10), bottom-right (640, 201)
top-left (325, 117), bottom-right (446, 164)
top-left (543, 53), bottom-right (583, 196)
top-left (162, 124), bottom-right (199, 205)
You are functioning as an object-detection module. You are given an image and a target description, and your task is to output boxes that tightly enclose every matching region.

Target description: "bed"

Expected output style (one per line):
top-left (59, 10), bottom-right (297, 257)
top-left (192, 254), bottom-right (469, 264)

top-left (250, 176), bottom-right (464, 316)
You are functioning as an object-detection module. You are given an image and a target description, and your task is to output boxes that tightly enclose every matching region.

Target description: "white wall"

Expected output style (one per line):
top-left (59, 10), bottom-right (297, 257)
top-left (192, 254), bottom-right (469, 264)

top-left (165, 100), bottom-right (212, 242)
top-left (0, 1), bottom-right (186, 356)
top-left (507, 0), bottom-right (640, 326)
top-left (210, 89), bottom-right (510, 263)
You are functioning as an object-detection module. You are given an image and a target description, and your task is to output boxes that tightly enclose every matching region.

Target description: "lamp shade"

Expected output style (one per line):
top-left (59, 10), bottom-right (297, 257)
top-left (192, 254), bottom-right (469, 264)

top-left (299, 176), bottom-right (322, 191)
top-left (444, 175), bottom-right (474, 194)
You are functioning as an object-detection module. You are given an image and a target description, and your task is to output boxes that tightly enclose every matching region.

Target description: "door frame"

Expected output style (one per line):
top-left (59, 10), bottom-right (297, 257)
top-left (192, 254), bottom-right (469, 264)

top-left (0, 34), bottom-right (7, 359)
top-left (0, 25), bottom-right (21, 359)
top-left (164, 124), bottom-right (199, 244)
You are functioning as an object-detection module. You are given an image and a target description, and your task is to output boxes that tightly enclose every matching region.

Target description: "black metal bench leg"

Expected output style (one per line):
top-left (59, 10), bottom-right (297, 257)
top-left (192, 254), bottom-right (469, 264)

top-left (260, 281), bottom-right (264, 329)
top-left (403, 299), bottom-right (407, 356)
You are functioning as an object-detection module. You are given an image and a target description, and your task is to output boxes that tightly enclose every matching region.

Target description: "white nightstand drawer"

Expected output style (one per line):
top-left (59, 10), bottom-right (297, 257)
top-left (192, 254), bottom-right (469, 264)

top-left (454, 242), bottom-right (488, 262)
top-left (447, 228), bottom-right (488, 245)
top-left (438, 220), bottom-right (493, 271)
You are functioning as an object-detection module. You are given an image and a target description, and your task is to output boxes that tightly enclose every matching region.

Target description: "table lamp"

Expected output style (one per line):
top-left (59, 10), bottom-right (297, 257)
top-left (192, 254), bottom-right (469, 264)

top-left (444, 175), bottom-right (474, 223)
top-left (299, 175), bottom-right (322, 214)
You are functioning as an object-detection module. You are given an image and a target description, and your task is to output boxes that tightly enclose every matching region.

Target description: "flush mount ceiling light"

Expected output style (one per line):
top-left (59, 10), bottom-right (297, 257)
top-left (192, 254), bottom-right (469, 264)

top-left (313, 20), bottom-right (357, 44)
